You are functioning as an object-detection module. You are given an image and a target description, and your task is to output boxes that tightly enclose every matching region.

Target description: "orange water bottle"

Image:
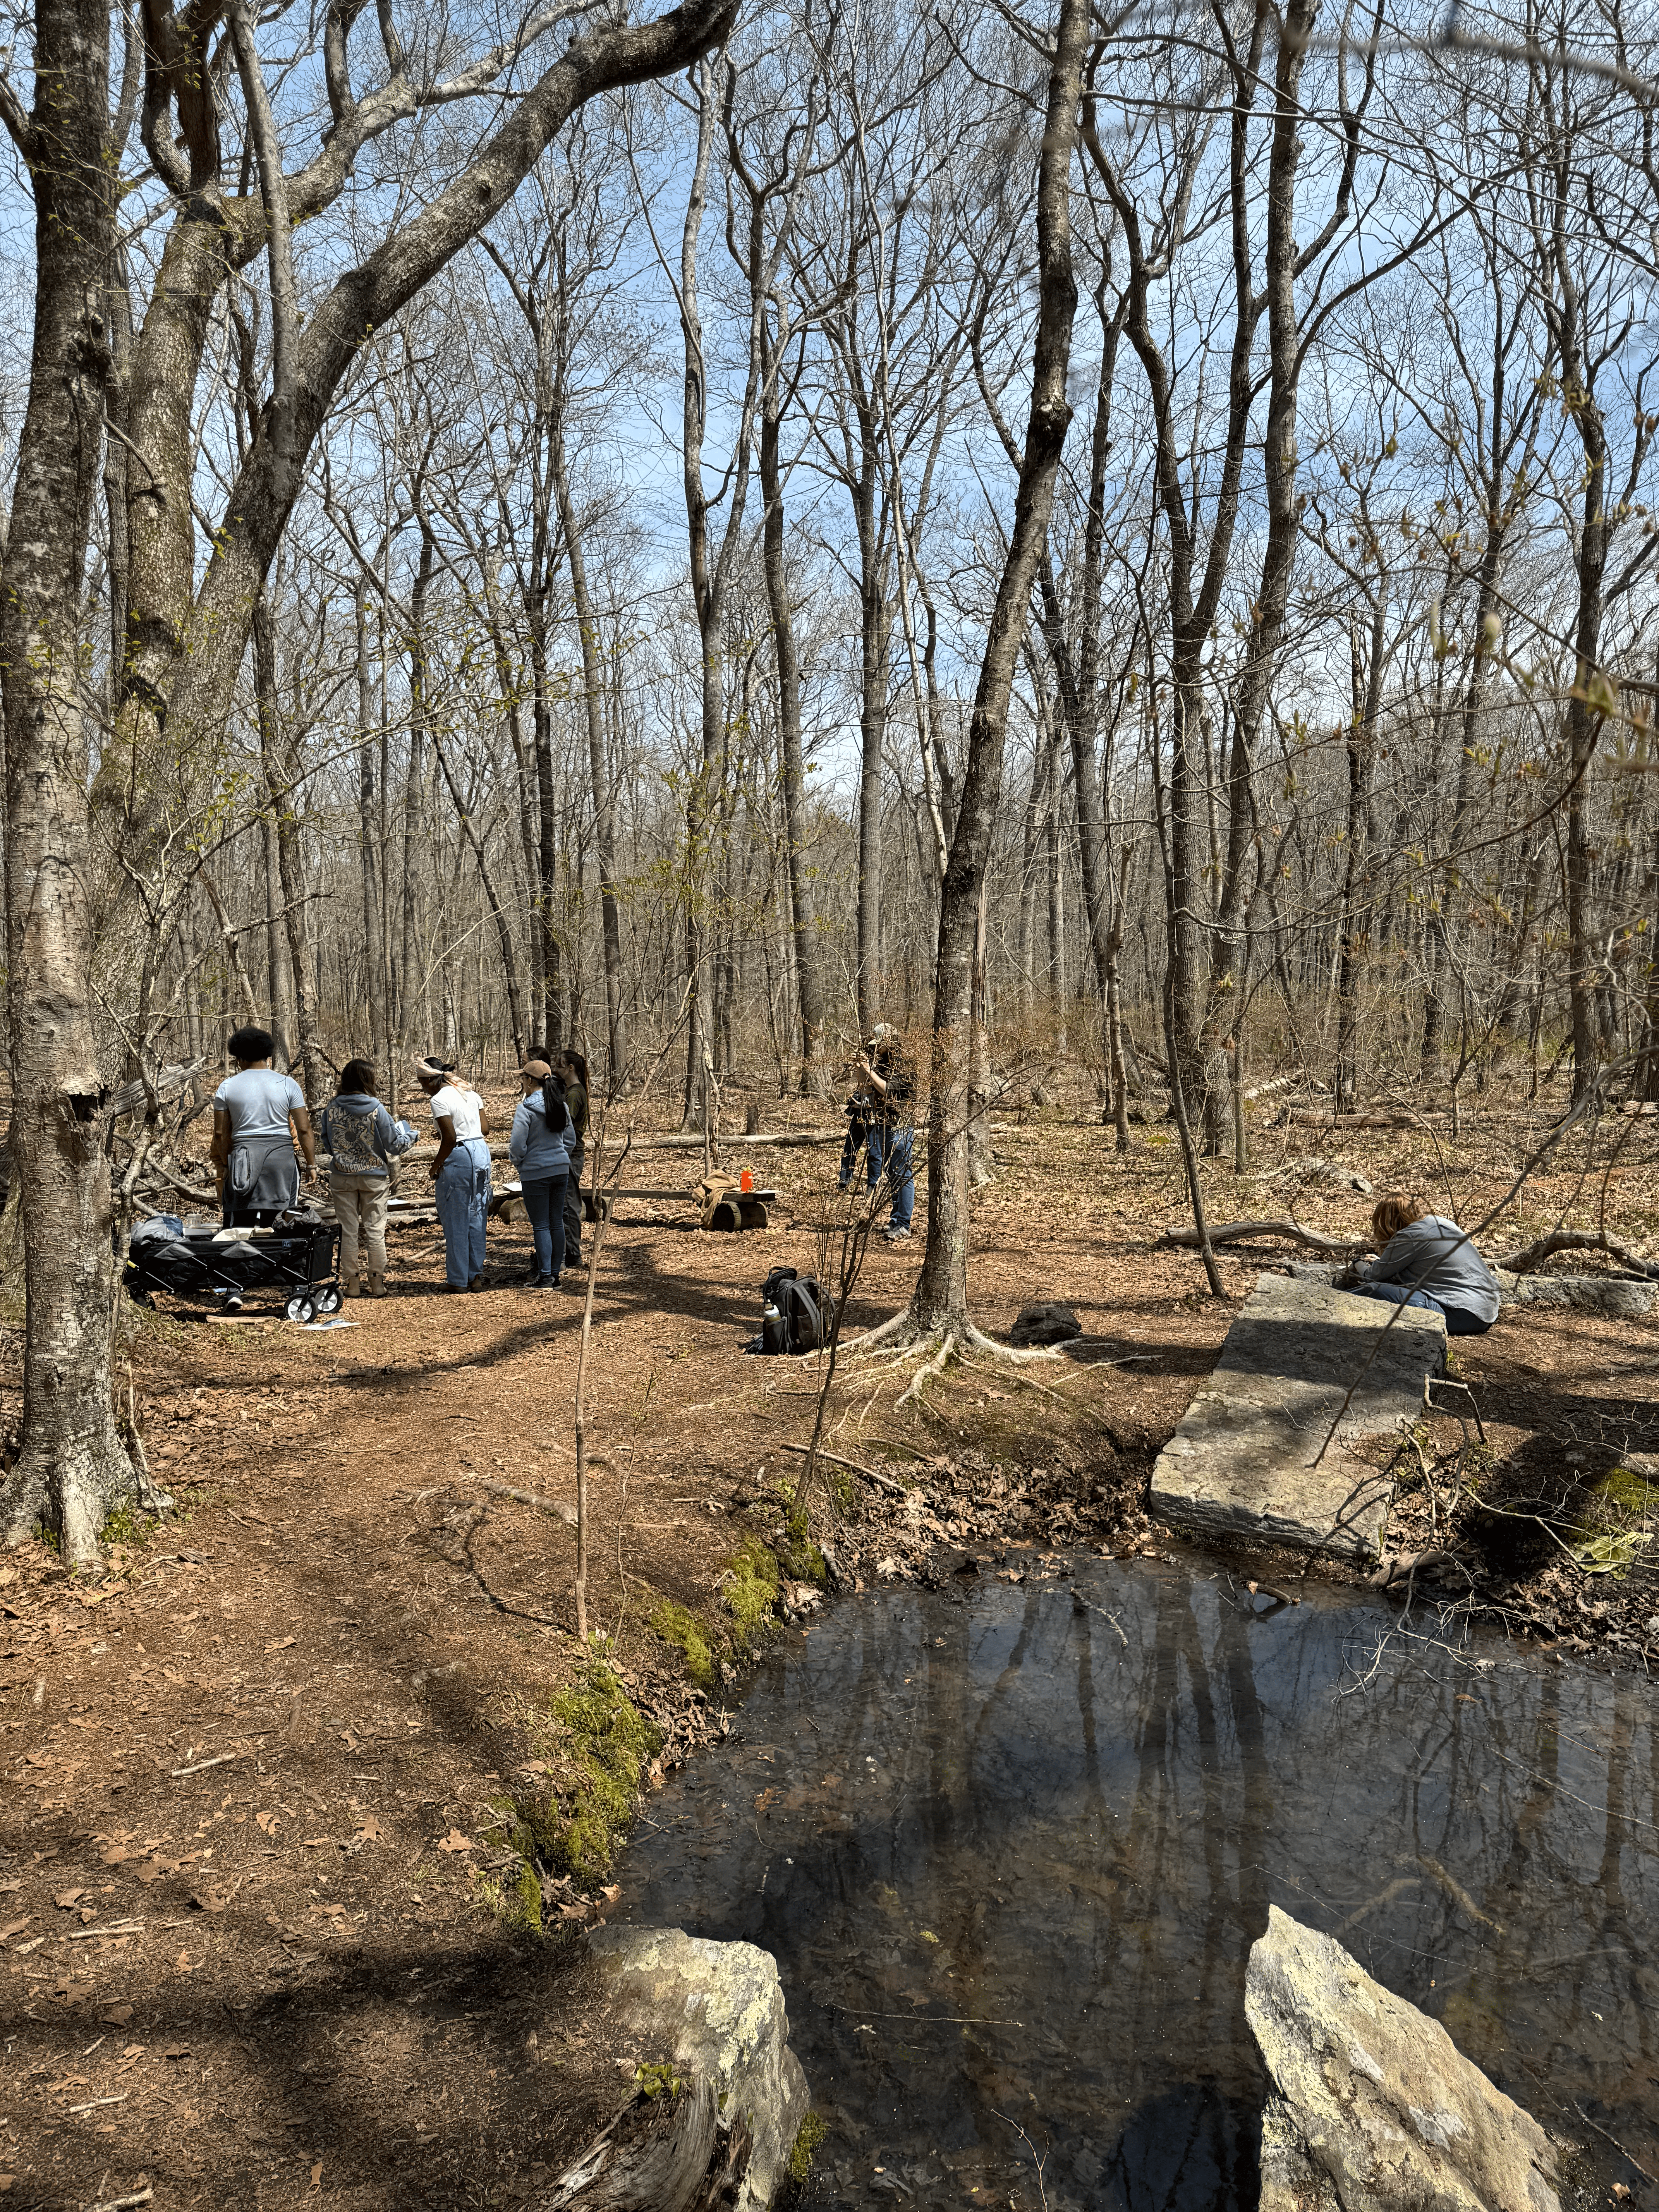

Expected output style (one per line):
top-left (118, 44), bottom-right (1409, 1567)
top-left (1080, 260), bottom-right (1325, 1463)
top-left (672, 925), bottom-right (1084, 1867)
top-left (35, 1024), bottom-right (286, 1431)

top-left (740, 1168), bottom-right (754, 1193)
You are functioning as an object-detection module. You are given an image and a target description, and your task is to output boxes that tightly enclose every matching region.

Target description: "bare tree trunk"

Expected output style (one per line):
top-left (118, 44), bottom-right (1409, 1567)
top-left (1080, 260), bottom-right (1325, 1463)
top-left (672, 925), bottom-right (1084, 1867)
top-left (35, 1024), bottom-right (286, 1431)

top-left (1335, 601), bottom-right (1384, 1111)
top-left (255, 589), bottom-right (323, 1102)
top-left (551, 426), bottom-right (627, 1083)
top-left (759, 319), bottom-right (824, 1092)
top-left (908, 0), bottom-right (1086, 1333)
top-left (1, 0), bottom-right (138, 1561)
top-left (354, 581), bottom-right (390, 1079)
top-left (853, 438), bottom-right (890, 1034)
top-left (261, 811), bottom-right (291, 1058)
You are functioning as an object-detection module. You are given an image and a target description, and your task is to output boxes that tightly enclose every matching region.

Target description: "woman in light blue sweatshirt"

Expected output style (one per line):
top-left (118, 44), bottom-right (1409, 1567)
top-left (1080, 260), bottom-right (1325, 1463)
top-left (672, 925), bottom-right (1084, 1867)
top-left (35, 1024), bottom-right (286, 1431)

top-left (509, 1059), bottom-right (572, 1288)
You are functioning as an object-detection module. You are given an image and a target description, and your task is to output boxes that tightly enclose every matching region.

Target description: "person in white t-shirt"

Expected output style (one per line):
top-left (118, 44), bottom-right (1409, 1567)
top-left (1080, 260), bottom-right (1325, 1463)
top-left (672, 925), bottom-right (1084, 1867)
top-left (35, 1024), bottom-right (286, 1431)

top-left (413, 1056), bottom-right (494, 1291)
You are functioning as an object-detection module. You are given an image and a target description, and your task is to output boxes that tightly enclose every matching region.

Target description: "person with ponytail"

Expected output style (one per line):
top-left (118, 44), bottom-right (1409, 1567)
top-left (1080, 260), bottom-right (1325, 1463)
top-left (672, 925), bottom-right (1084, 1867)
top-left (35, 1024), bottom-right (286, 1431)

top-left (509, 1059), bottom-right (572, 1288)
top-left (556, 1048), bottom-right (590, 1269)
top-left (412, 1056), bottom-right (493, 1292)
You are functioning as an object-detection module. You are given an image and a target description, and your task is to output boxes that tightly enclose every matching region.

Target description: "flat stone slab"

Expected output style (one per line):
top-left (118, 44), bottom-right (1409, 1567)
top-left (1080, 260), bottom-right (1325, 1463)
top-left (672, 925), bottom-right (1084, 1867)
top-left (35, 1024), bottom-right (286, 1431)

top-left (1150, 1275), bottom-right (1444, 1558)
top-left (1285, 1257), bottom-right (1656, 1317)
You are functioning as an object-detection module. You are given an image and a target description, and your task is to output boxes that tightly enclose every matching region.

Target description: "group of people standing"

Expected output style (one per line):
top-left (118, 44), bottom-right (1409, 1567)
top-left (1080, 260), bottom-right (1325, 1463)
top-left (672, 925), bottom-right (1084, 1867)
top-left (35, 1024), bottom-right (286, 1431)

top-left (210, 1025), bottom-right (588, 1297)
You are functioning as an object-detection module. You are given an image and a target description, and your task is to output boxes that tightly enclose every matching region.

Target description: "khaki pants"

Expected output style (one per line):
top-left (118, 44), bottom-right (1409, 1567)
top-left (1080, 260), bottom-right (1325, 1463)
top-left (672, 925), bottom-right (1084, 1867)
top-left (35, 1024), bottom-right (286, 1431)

top-left (331, 1171), bottom-right (390, 1276)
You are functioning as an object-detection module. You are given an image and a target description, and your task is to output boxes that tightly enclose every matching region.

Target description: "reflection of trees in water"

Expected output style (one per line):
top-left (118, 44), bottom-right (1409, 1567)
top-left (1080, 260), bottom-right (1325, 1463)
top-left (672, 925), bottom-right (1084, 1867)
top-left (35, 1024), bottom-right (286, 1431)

top-left (620, 1571), bottom-right (1659, 2198)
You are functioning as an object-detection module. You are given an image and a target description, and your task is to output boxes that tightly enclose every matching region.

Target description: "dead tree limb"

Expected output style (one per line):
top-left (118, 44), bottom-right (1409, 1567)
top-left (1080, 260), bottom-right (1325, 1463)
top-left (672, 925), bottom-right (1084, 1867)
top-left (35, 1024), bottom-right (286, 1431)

top-left (1493, 1228), bottom-right (1659, 1279)
top-left (1155, 1218), bottom-right (1366, 1255)
top-left (464, 1473), bottom-right (577, 1524)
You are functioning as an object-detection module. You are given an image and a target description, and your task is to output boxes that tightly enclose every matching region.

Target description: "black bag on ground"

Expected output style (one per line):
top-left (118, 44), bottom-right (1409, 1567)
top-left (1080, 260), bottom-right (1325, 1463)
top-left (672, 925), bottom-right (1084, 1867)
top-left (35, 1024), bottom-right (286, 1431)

top-left (756, 1265), bottom-right (823, 1354)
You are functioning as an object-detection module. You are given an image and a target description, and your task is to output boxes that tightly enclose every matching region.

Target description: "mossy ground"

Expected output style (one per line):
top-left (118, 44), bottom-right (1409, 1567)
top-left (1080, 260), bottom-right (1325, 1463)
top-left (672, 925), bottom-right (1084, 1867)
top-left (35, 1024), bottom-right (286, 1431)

top-left (1568, 1467), bottom-right (1658, 1576)
top-left (498, 1654), bottom-right (663, 1893)
top-left (647, 1597), bottom-right (715, 1688)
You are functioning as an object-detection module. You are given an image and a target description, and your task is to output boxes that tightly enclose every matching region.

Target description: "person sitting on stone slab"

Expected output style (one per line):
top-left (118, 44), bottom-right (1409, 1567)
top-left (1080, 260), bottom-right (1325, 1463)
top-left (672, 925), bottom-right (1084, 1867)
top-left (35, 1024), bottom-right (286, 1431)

top-left (1342, 1194), bottom-right (1499, 1336)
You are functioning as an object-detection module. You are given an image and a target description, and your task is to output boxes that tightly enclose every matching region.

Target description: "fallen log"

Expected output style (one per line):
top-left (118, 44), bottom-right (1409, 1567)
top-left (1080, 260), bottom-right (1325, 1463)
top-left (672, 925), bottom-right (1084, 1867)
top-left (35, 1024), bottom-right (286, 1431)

top-left (776, 1439), bottom-right (909, 1498)
top-left (1273, 1108), bottom-right (1446, 1130)
top-left (549, 2076), bottom-right (748, 2209)
top-left (464, 1474), bottom-right (576, 1525)
top-left (627, 1130), bottom-right (843, 1150)
top-left (1156, 1218), bottom-right (1367, 1257)
top-left (1494, 1227), bottom-right (1659, 1280)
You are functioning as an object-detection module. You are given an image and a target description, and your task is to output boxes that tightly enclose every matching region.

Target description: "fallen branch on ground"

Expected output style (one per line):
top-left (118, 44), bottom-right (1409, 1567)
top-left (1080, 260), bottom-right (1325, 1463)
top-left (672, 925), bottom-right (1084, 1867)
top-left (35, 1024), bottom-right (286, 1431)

top-left (1156, 1218), bottom-right (1365, 1256)
top-left (1369, 1547), bottom-right (1460, 1590)
top-left (1273, 1109), bottom-right (1446, 1129)
top-left (776, 1440), bottom-right (909, 1498)
top-left (464, 1474), bottom-right (577, 1524)
top-left (1494, 1227), bottom-right (1659, 1279)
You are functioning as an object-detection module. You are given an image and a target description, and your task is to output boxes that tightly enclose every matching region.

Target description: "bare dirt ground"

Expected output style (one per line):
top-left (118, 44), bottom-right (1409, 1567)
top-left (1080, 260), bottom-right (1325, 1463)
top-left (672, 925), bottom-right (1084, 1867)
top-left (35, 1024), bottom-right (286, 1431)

top-left (2, 1076), bottom-right (1657, 2209)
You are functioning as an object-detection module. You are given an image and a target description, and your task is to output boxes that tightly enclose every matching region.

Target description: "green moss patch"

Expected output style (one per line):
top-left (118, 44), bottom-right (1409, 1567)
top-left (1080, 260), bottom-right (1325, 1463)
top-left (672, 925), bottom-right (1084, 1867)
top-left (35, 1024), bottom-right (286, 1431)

top-left (1568, 1468), bottom-right (1658, 1578)
top-left (788, 2112), bottom-right (829, 2185)
top-left (723, 1538), bottom-right (782, 1649)
top-left (497, 1656), bottom-right (662, 1894)
top-left (648, 1599), bottom-right (715, 1689)
top-left (778, 1512), bottom-right (827, 1587)
top-left (473, 1859), bottom-right (543, 1934)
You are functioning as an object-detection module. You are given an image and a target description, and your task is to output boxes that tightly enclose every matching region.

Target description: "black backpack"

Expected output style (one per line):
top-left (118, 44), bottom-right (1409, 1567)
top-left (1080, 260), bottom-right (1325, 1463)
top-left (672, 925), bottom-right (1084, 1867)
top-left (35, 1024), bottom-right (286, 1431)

top-left (760, 1265), bottom-right (822, 1354)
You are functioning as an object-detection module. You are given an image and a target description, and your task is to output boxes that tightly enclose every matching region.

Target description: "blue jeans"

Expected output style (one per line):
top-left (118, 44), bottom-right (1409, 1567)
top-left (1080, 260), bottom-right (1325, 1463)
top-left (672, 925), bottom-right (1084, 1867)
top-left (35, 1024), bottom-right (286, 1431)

top-left (865, 1122), bottom-right (914, 1230)
top-left (435, 1139), bottom-right (491, 1286)
top-left (1352, 1280), bottom-right (1489, 1336)
top-left (522, 1173), bottom-right (568, 1281)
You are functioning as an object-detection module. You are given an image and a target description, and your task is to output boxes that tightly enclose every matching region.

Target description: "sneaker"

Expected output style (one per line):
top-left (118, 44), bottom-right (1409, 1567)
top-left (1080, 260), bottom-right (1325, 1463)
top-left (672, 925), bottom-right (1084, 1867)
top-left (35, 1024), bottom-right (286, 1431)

top-left (524, 1274), bottom-right (551, 1290)
top-left (881, 1225), bottom-right (913, 1242)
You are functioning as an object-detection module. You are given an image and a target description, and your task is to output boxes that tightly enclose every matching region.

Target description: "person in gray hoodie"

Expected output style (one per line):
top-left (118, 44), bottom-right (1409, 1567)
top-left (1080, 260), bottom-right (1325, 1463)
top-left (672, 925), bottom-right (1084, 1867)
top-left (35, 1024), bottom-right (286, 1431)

top-left (509, 1060), bottom-right (572, 1288)
top-left (1346, 1193), bottom-right (1500, 1335)
top-left (318, 1060), bottom-right (417, 1297)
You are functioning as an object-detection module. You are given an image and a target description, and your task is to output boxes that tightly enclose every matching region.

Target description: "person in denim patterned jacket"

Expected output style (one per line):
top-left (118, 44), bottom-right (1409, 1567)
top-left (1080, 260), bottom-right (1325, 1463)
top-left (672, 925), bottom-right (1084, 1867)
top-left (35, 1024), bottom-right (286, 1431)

top-left (318, 1059), bottom-right (417, 1298)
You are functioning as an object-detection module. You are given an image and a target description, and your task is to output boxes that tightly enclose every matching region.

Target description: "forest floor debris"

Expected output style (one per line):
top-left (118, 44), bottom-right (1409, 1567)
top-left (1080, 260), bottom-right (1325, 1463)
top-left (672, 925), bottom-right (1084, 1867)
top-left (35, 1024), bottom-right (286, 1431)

top-left (2, 1080), bottom-right (1658, 2207)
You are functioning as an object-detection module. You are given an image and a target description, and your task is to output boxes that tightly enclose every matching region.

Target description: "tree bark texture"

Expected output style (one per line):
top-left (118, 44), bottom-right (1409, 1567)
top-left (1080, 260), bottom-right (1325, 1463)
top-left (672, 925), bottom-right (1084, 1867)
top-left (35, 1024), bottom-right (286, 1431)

top-left (909, 0), bottom-right (1086, 1331)
top-left (1, 0), bottom-right (136, 1560)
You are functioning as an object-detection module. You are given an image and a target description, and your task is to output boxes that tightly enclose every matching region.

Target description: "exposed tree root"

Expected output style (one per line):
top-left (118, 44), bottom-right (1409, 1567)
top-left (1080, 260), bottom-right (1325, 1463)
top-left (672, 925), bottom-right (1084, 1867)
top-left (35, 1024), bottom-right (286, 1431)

top-left (835, 1307), bottom-right (922, 1357)
top-left (895, 1331), bottom-right (958, 1410)
top-left (2, 1434), bottom-right (144, 1564)
top-left (959, 1321), bottom-right (1061, 1364)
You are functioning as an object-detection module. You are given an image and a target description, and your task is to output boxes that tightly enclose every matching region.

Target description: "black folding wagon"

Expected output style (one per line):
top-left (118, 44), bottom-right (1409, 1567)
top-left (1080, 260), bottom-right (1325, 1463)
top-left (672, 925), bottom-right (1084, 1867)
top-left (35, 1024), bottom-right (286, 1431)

top-left (124, 1216), bottom-right (344, 1322)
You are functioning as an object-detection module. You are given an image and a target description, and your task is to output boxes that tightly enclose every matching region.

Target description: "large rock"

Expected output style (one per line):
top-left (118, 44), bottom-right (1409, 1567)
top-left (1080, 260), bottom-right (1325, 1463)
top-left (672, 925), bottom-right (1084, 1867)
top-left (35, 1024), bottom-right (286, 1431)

top-left (1150, 1276), bottom-right (1443, 1559)
top-left (1491, 1267), bottom-right (1656, 1317)
top-left (1248, 1906), bottom-right (1562, 2212)
top-left (1010, 1300), bottom-right (1083, 1347)
top-left (570, 1925), bottom-right (811, 2210)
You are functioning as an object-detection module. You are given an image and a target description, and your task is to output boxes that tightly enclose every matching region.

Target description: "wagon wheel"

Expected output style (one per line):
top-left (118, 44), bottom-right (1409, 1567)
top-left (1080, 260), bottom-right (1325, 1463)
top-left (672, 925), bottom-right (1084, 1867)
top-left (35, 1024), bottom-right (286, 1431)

top-left (316, 1286), bottom-right (343, 1316)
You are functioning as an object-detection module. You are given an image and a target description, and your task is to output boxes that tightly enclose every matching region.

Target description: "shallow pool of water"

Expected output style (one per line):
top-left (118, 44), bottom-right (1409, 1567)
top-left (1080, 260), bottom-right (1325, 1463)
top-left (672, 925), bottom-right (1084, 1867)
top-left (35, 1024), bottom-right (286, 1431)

top-left (616, 1554), bottom-right (1659, 2208)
